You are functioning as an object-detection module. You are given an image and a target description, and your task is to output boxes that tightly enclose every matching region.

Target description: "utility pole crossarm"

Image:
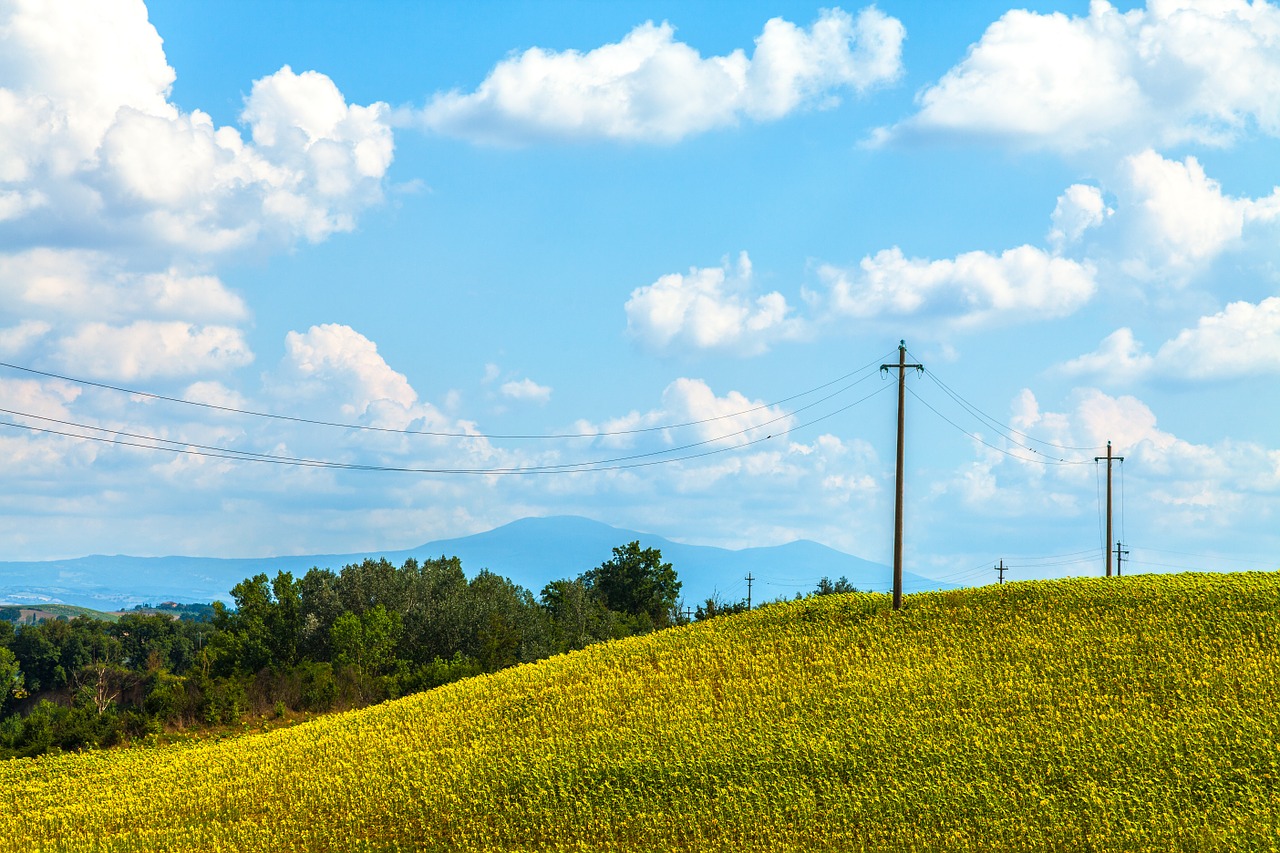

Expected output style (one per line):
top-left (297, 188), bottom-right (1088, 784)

top-left (880, 340), bottom-right (923, 610)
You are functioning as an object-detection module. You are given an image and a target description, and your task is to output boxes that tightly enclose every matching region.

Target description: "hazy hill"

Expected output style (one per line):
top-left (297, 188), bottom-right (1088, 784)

top-left (2, 572), bottom-right (1275, 851)
top-left (0, 515), bottom-right (931, 609)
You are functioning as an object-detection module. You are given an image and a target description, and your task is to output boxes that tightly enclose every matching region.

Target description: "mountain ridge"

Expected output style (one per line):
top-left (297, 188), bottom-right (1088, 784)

top-left (0, 515), bottom-right (948, 609)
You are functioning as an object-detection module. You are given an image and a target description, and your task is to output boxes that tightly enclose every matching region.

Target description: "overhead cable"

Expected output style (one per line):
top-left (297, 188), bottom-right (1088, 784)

top-left (0, 351), bottom-right (895, 441)
top-left (0, 382), bottom-right (893, 475)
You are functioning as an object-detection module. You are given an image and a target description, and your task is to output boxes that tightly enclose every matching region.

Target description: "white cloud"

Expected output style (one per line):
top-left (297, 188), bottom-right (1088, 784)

top-left (881, 0), bottom-right (1280, 152)
top-left (625, 251), bottom-right (803, 354)
top-left (660, 377), bottom-right (793, 446)
top-left (500, 378), bottom-right (552, 403)
top-left (1108, 149), bottom-right (1280, 281)
top-left (0, 320), bottom-right (50, 356)
top-left (819, 245), bottom-right (1097, 328)
top-left (0, 188), bottom-right (45, 221)
top-left (1034, 151), bottom-right (1280, 290)
top-left (0, 249), bottom-right (244, 324)
top-left (1059, 328), bottom-right (1154, 381)
top-left (419, 6), bottom-right (903, 144)
top-left (0, 0), bottom-right (393, 254)
top-left (0, 377), bottom-right (80, 421)
top-left (939, 386), bottom-right (1280, 536)
top-left (53, 321), bottom-right (253, 380)
top-left (275, 324), bottom-right (418, 418)
top-left (1064, 297), bottom-right (1280, 382)
top-left (182, 381), bottom-right (247, 410)
top-left (1049, 184), bottom-right (1112, 250)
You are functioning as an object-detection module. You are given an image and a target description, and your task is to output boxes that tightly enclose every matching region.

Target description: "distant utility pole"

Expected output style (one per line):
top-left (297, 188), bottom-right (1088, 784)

top-left (1115, 542), bottom-right (1129, 576)
top-left (881, 341), bottom-right (923, 610)
top-left (995, 559), bottom-right (1006, 584)
top-left (745, 573), bottom-right (754, 610)
top-left (1094, 441), bottom-right (1126, 577)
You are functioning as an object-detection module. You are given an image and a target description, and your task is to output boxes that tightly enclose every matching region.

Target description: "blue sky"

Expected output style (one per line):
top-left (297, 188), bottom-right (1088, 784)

top-left (1, 0), bottom-right (1278, 587)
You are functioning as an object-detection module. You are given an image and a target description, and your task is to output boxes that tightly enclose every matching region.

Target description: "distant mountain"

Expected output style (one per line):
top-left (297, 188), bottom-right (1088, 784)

top-left (0, 516), bottom-right (951, 610)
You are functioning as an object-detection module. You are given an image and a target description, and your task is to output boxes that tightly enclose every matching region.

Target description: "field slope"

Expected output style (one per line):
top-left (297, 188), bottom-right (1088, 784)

top-left (3, 573), bottom-right (1279, 852)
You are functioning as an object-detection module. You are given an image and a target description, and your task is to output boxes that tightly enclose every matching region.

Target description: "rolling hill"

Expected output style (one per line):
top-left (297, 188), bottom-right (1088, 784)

top-left (0, 515), bottom-right (930, 609)
top-left (2, 572), bottom-right (1276, 851)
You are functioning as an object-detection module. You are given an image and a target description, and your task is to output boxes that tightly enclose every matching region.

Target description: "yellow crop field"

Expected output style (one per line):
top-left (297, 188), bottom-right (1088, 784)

top-left (3, 572), bottom-right (1279, 852)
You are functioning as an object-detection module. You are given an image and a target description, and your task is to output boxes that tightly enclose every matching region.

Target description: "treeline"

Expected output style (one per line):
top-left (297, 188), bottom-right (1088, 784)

top-left (0, 542), bottom-right (688, 758)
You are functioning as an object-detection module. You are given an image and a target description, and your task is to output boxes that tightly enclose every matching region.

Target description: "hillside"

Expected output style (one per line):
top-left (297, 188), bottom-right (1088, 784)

top-left (2, 572), bottom-right (1277, 851)
top-left (0, 604), bottom-right (121, 624)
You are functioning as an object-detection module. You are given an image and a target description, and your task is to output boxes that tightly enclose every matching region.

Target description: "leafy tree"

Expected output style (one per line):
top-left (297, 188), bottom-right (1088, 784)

top-left (694, 596), bottom-right (750, 621)
top-left (540, 578), bottom-right (622, 651)
top-left (213, 571), bottom-right (304, 673)
top-left (584, 542), bottom-right (681, 631)
top-left (813, 576), bottom-right (858, 596)
top-left (331, 605), bottom-right (402, 676)
top-left (269, 572), bottom-right (302, 667)
top-left (298, 568), bottom-right (343, 661)
top-left (399, 557), bottom-right (470, 664)
top-left (466, 570), bottom-right (549, 670)
top-left (0, 647), bottom-right (23, 714)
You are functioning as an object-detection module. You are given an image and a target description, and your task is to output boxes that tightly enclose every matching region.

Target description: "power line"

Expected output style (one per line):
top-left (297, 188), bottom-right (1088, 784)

top-left (0, 352), bottom-right (895, 441)
top-left (906, 387), bottom-right (1093, 465)
top-left (915, 364), bottom-right (1104, 453)
top-left (0, 381), bottom-right (894, 475)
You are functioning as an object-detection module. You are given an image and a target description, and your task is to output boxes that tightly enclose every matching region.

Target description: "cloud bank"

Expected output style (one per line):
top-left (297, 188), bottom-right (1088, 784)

top-left (419, 6), bottom-right (904, 144)
top-left (880, 0), bottom-right (1280, 152)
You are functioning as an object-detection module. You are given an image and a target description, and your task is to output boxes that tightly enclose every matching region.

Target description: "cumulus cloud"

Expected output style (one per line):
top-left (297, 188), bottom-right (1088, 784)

top-left (273, 324), bottom-right (418, 419)
top-left (879, 0), bottom-right (1280, 152)
top-left (626, 251), bottom-right (804, 355)
top-left (0, 320), bottom-right (50, 356)
top-left (418, 6), bottom-right (903, 144)
top-left (1063, 297), bottom-right (1280, 382)
top-left (938, 385), bottom-right (1280, 539)
top-left (1035, 151), bottom-right (1280, 290)
top-left (819, 245), bottom-right (1097, 328)
top-left (0, 1), bottom-right (393, 254)
top-left (1116, 150), bottom-right (1245, 277)
top-left (568, 377), bottom-right (794, 456)
top-left (660, 377), bottom-right (793, 446)
top-left (1049, 184), bottom-right (1112, 250)
top-left (0, 249), bottom-right (248, 324)
top-left (1058, 328), bottom-right (1155, 382)
top-left (500, 378), bottom-right (552, 403)
top-left (52, 321), bottom-right (253, 380)
top-left (0, 377), bottom-right (81, 421)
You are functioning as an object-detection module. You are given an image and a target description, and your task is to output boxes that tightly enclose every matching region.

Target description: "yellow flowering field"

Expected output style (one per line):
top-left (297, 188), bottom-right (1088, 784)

top-left (3, 572), bottom-right (1278, 852)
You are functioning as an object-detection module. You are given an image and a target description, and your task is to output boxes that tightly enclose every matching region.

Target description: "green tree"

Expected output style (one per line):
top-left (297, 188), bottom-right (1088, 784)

top-left (331, 605), bottom-right (402, 676)
top-left (298, 568), bottom-right (343, 661)
top-left (813, 576), bottom-right (858, 596)
top-left (540, 578), bottom-right (623, 651)
top-left (584, 542), bottom-right (681, 631)
top-left (0, 647), bottom-right (24, 713)
top-left (694, 596), bottom-right (750, 621)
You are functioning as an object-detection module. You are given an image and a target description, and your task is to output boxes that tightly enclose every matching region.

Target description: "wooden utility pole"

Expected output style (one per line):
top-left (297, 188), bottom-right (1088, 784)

top-left (745, 573), bottom-right (754, 610)
top-left (1094, 441), bottom-right (1125, 577)
top-left (881, 341), bottom-right (923, 610)
top-left (1115, 542), bottom-right (1129, 576)
top-left (995, 559), bottom-right (1006, 584)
